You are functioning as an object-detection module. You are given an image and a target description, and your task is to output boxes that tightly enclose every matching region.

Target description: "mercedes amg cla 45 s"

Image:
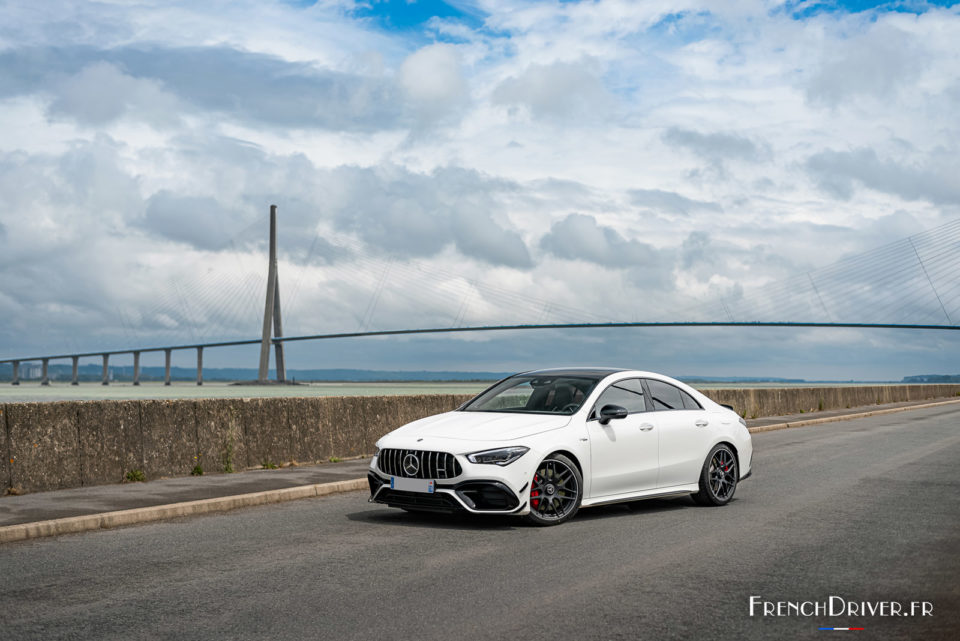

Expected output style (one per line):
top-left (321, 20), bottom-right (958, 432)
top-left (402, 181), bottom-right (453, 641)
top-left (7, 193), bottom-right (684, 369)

top-left (368, 368), bottom-right (753, 526)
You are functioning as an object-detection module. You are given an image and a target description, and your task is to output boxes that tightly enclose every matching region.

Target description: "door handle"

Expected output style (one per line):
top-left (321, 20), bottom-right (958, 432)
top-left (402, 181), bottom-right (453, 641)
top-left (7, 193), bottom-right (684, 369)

top-left (639, 423), bottom-right (654, 431)
top-left (695, 419), bottom-right (709, 427)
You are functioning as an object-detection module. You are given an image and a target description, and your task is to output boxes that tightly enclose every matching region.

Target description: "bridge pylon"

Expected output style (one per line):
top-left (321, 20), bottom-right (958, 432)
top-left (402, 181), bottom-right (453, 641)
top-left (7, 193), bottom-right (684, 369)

top-left (257, 205), bottom-right (287, 383)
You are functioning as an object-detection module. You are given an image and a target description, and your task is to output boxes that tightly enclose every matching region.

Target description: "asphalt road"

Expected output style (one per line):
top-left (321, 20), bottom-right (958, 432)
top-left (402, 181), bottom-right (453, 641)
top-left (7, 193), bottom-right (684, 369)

top-left (1, 405), bottom-right (958, 640)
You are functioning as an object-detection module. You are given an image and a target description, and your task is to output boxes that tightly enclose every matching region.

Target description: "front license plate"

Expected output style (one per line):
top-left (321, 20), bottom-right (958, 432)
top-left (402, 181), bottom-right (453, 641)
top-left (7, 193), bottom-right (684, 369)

top-left (391, 477), bottom-right (435, 493)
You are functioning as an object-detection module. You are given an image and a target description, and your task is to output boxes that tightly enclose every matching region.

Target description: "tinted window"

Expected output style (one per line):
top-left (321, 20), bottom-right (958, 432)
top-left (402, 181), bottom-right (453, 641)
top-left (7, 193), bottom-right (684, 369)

top-left (681, 390), bottom-right (702, 410)
top-left (592, 378), bottom-right (647, 415)
top-left (646, 379), bottom-right (686, 411)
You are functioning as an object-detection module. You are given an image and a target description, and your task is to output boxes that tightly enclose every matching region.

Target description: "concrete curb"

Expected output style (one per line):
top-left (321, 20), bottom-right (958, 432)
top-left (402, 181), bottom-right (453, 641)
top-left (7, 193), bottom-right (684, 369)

top-left (4, 399), bottom-right (959, 544)
top-left (747, 398), bottom-right (960, 434)
top-left (0, 477), bottom-right (367, 544)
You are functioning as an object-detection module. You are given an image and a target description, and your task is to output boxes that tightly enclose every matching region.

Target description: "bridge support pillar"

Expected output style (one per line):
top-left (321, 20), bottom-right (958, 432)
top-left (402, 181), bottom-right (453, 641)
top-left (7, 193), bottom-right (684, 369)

top-left (133, 351), bottom-right (141, 386)
top-left (196, 347), bottom-right (203, 386)
top-left (102, 354), bottom-right (110, 386)
top-left (11, 360), bottom-right (19, 385)
top-left (41, 358), bottom-right (49, 386)
top-left (258, 205), bottom-right (286, 383)
top-left (71, 356), bottom-right (79, 385)
top-left (164, 349), bottom-right (172, 386)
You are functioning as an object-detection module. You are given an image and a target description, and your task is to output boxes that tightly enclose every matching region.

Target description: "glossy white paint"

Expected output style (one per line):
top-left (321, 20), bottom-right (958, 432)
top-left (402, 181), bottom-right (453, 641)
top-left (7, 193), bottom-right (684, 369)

top-left (369, 369), bottom-right (753, 516)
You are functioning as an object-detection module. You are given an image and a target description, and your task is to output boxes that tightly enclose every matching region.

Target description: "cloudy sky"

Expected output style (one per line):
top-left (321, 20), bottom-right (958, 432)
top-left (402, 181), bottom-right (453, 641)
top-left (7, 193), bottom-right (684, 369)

top-left (1, 0), bottom-right (959, 380)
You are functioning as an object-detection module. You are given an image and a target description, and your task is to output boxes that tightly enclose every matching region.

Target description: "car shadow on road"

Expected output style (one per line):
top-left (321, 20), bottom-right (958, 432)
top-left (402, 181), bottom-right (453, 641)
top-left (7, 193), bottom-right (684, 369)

top-left (347, 496), bottom-right (697, 530)
top-left (346, 507), bottom-right (524, 530)
top-left (574, 496), bottom-right (695, 522)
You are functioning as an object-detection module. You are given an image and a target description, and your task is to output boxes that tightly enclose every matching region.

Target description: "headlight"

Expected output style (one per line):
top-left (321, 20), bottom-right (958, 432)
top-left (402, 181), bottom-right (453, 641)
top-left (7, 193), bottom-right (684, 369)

top-left (466, 446), bottom-right (529, 466)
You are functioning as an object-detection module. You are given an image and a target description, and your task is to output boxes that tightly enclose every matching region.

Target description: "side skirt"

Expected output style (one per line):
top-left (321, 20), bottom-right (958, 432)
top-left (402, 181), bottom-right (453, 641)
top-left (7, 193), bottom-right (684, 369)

top-left (580, 484), bottom-right (699, 508)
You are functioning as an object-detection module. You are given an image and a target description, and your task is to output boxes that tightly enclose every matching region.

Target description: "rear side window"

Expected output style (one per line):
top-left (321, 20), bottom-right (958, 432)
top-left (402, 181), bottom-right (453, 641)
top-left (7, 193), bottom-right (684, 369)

top-left (646, 379), bottom-right (698, 411)
top-left (680, 390), bottom-right (702, 410)
top-left (592, 378), bottom-right (647, 415)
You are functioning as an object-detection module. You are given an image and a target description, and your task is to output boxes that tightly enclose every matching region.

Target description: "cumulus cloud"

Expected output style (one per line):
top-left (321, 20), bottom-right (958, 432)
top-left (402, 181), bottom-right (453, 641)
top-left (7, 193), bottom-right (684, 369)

top-left (492, 59), bottom-right (611, 119)
top-left (47, 61), bottom-right (180, 127)
top-left (0, 46), bottom-right (404, 131)
top-left (399, 43), bottom-right (468, 121)
top-left (142, 191), bottom-right (238, 250)
top-left (629, 189), bottom-right (722, 215)
top-left (806, 23), bottom-right (925, 107)
top-left (540, 213), bottom-right (663, 268)
top-left (326, 164), bottom-right (531, 268)
top-left (662, 127), bottom-right (761, 164)
top-left (805, 147), bottom-right (960, 204)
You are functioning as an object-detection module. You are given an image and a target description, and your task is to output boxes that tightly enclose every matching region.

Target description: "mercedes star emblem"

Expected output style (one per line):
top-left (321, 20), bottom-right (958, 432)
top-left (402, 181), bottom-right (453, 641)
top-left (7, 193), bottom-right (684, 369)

top-left (402, 453), bottom-right (420, 476)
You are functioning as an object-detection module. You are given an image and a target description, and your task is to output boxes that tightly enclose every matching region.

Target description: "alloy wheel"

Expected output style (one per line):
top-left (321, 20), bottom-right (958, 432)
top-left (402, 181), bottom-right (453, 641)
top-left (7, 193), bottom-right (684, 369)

top-left (708, 448), bottom-right (737, 501)
top-left (529, 458), bottom-right (580, 521)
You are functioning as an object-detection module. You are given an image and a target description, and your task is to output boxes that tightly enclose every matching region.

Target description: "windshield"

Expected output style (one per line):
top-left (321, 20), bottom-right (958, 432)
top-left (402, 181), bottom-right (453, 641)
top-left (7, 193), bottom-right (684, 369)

top-left (462, 375), bottom-right (601, 415)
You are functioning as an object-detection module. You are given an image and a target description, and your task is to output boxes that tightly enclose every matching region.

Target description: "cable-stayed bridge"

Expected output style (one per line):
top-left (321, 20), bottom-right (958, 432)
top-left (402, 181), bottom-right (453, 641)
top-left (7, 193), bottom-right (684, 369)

top-left (1, 211), bottom-right (958, 385)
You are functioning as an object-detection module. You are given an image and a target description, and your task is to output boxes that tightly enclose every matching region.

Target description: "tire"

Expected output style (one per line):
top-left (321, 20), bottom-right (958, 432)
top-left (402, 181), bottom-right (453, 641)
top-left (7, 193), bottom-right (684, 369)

top-left (525, 453), bottom-right (583, 526)
top-left (692, 444), bottom-right (738, 506)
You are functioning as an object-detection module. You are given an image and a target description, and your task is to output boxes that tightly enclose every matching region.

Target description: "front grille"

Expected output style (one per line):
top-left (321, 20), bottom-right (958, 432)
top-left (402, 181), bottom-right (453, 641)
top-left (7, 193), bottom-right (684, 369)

top-left (378, 449), bottom-right (462, 479)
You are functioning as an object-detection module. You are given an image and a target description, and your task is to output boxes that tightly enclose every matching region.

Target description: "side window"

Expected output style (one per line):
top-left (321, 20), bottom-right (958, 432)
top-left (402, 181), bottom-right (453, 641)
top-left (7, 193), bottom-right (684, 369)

top-left (591, 378), bottom-right (647, 417)
top-left (680, 390), bottom-right (702, 410)
top-left (645, 379), bottom-right (686, 411)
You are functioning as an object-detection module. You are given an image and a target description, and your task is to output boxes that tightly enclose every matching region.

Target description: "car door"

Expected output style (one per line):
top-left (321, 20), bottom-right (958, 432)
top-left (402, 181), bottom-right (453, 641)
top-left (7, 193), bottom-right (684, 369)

top-left (587, 378), bottom-right (659, 498)
top-left (644, 378), bottom-right (709, 488)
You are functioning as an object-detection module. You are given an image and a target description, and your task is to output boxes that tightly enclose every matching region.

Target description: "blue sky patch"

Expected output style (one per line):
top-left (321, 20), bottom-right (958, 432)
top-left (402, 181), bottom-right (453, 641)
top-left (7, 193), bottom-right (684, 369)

top-left (351, 0), bottom-right (484, 31)
top-left (781, 0), bottom-right (959, 20)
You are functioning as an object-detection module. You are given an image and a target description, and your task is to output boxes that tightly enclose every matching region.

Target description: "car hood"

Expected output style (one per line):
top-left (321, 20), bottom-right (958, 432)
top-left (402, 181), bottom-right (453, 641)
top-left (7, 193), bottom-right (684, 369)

top-left (386, 411), bottom-right (571, 443)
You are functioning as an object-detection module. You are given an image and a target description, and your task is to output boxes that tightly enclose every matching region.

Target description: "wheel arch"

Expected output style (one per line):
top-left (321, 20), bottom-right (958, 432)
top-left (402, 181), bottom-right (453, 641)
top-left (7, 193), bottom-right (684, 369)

top-left (714, 439), bottom-right (740, 470)
top-left (546, 449), bottom-right (583, 477)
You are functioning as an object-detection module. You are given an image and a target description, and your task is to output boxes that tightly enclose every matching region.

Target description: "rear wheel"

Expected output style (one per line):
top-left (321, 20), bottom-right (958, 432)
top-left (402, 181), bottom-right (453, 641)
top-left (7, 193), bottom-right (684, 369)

top-left (525, 454), bottom-right (582, 526)
top-left (692, 444), bottom-right (738, 506)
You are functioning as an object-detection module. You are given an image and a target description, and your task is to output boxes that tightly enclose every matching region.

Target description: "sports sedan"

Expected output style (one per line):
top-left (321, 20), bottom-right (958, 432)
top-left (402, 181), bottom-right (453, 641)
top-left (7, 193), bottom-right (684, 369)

top-left (368, 368), bottom-right (753, 526)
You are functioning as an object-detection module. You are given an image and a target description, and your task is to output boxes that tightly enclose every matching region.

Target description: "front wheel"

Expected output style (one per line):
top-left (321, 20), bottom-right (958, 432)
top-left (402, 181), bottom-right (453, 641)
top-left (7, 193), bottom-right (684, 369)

top-left (525, 453), bottom-right (582, 526)
top-left (692, 444), bottom-right (738, 506)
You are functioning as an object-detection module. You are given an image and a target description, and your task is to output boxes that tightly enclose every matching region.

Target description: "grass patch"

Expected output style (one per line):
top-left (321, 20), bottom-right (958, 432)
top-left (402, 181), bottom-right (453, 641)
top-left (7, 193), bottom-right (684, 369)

top-left (328, 456), bottom-right (342, 463)
top-left (261, 460), bottom-right (278, 470)
top-left (190, 465), bottom-right (203, 476)
top-left (125, 469), bottom-right (146, 483)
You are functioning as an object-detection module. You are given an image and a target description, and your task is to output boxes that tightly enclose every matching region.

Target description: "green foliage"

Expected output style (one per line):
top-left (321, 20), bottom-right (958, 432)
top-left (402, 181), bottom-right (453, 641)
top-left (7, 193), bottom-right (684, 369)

top-left (799, 409), bottom-right (805, 414)
top-left (818, 399), bottom-right (824, 412)
top-left (261, 460), bottom-right (278, 470)
top-left (125, 469), bottom-right (146, 483)
top-left (190, 465), bottom-right (203, 476)
top-left (328, 456), bottom-right (342, 463)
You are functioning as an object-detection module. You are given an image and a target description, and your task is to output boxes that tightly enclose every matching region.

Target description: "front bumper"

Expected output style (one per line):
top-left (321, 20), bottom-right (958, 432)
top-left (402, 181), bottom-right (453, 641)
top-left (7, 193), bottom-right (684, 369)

top-left (368, 471), bottom-right (526, 514)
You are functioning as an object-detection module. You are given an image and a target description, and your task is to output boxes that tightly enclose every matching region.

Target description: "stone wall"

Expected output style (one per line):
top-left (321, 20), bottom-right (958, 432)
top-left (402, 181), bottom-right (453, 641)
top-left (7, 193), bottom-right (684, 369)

top-left (699, 384), bottom-right (960, 418)
top-left (1, 385), bottom-right (958, 494)
top-left (1, 394), bottom-right (472, 493)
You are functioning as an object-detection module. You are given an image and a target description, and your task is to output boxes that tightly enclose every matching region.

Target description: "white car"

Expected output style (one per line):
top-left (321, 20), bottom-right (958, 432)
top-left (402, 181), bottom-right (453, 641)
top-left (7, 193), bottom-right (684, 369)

top-left (368, 368), bottom-right (753, 526)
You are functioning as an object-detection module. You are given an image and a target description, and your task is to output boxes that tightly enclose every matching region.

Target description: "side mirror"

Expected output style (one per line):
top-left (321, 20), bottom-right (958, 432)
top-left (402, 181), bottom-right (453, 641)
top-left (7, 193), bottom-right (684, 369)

top-left (599, 404), bottom-right (628, 425)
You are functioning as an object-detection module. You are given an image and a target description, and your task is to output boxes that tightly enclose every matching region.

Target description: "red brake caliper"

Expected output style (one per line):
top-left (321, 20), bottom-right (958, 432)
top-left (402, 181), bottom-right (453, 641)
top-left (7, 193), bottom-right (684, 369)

top-left (530, 473), bottom-right (540, 509)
